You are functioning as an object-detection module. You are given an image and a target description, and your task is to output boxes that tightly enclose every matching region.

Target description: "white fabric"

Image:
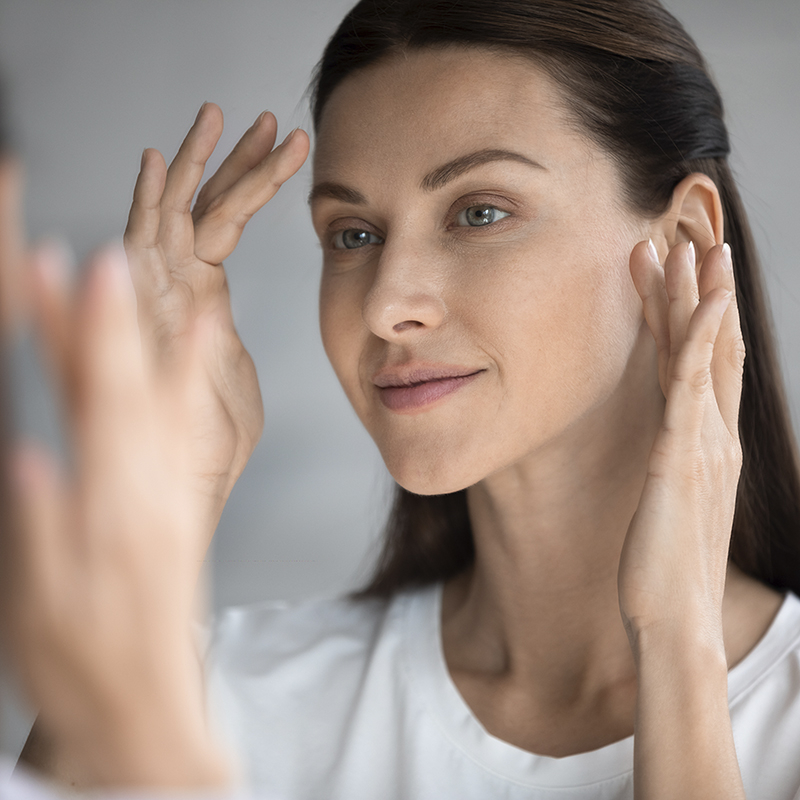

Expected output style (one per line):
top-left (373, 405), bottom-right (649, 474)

top-left (208, 584), bottom-right (800, 800)
top-left (0, 759), bottom-right (56, 800)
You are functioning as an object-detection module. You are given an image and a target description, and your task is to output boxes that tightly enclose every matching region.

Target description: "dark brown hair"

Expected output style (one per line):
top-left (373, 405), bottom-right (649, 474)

top-left (310, 0), bottom-right (800, 597)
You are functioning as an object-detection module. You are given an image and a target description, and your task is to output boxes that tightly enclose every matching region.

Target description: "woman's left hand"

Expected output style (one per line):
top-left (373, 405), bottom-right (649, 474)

top-left (619, 238), bottom-right (747, 799)
top-left (619, 239), bottom-right (744, 645)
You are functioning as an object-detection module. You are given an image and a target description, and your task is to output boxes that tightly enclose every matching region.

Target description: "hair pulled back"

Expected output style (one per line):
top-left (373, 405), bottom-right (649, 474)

top-left (310, 0), bottom-right (800, 597)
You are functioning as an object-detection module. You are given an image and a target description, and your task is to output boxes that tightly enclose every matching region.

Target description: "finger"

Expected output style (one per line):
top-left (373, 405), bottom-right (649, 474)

top-left (0, 157), bottom-right (29, 333)
top-left (193, 127), bottom-right (310, 265)
top-left (30, 243), bottom-right (75, 405)
top-left (124, 148), bottom-right (168, 250)
top-left (661, 286), bottom-right (732, 440)
top-left (664, 241), bottom-right (699, 377)
top-left (124, 149), bottom-right (173, 304)
top-left (698, 243), bottom-right (744, 434)
top-left (192, 111), bottom-right (278, 221)
top-left (630, 239), bottom-right (669, 394)
top-left (73, 247), bottom-right (145, 450)
top-left (158, 104), bottom-right (224, 263)
top-left (161, 103), bottom-right (224, 216)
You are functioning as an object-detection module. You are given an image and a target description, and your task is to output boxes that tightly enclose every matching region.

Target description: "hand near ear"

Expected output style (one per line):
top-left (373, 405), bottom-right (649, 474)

top-left (619, 236), bottom-right (747, 799)
top-left (623, 238), bottom-right (743, 634)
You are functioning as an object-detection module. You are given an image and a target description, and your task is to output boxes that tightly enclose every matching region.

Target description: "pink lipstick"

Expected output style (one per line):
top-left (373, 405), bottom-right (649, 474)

top-left (373, 366), bottom-right (484, 412)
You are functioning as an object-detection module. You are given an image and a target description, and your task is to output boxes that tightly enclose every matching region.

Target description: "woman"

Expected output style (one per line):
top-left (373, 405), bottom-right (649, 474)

top-left (23, 0), bottom-right (800, 797)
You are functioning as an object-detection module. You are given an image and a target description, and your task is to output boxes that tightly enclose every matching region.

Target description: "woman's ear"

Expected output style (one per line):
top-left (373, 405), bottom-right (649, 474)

top-left (651, 172), bottom-right (724, 263)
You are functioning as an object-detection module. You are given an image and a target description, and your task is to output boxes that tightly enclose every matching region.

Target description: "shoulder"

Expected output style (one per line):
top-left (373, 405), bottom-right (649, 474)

top-left (205, 587), bottom-right (434, 719)
top-left (204, 588), bottom-right (437, 794)
top-left (208, 593), bottom-right (393, 674)
top-left (729, 590), bottom-right (800, 702)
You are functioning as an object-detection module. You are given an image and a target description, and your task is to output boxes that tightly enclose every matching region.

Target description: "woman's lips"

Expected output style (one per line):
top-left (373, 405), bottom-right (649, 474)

top-left (373, 368), bottom-right (484, 412)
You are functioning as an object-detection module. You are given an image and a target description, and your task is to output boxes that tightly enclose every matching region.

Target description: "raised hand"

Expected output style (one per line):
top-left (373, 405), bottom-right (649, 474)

top-left (620, 239), bottom-right (743, 640)
top-left (3, 246), bottom-right (230, 789)
top-left (124, 103), bottom-right (310, 543)
top-left (620, 237), bottom-right (746, 799)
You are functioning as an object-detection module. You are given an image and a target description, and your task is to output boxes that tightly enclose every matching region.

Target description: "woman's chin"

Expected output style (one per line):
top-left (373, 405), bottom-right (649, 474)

top-left (384, 454), bottom-right (485, 497)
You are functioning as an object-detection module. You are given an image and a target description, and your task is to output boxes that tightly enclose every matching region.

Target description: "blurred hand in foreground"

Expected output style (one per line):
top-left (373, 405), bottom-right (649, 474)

top-left (0, 160), bottom-right (231, 789)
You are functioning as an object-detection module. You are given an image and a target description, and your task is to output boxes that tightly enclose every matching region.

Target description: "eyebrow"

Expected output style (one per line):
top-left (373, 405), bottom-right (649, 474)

top-left (307, 182), bottom-right (367, 206)
top-left (308, 148), bottom-right (545, 206)
top-left (420, 148), bottom-right (546, 191)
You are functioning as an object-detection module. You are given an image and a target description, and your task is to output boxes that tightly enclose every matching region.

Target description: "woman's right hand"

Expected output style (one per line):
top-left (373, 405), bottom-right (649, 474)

top-left (124, 103), bottom-right (309, 544)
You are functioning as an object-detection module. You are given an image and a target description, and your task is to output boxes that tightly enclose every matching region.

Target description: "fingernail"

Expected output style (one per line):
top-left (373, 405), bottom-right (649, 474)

top-left (722, 242), bottom-right (732, 265)
top-left (687, 241), bottom-right (696, 268)
top-left (253, 111), bottom-right (269, 128)
top-left (140, 148), bottom-right (148, 170)
top-left (647, 238), bottom-right (659, 264)
top-left (719, 290), bottom-right (733, 318)
top-left (195, 102), bottom-right (209, 123)
top-left (281, 127), bottom-right (299, 146)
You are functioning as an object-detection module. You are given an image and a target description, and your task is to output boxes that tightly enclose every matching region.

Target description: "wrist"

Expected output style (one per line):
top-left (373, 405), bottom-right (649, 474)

top-left (623, 601), bottom-right (726, 665)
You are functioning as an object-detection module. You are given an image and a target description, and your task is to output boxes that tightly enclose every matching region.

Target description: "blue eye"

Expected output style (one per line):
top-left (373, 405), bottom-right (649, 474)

top-left (332, 229), bottom-right (384, 249)
top-left (456, 205), bottom-right (511, 227)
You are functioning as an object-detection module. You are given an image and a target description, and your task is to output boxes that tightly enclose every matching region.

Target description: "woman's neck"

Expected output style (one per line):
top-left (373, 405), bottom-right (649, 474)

top-left (445, 355), bottom-right (663, 696)
top-left (440, 341), bottom-right (783, 755)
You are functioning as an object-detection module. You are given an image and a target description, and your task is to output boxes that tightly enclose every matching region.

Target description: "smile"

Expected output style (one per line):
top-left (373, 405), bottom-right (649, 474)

top-left (373, 367), bottom-right (485, 412)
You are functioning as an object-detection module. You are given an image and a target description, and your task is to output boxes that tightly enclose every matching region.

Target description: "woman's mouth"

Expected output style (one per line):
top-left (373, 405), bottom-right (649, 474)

top-left (373, 367), bottom-right (484, 412)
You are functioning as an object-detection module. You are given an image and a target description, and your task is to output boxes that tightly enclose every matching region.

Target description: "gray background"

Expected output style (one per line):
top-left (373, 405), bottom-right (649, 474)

top-left (0, 1), bottom-right (797, 752)
top-left (0, 0), bottom-right (798, 608)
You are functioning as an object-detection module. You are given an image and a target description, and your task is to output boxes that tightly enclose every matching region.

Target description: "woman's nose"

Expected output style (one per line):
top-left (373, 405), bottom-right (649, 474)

top-left (361, 241), bottom-right (446, 340)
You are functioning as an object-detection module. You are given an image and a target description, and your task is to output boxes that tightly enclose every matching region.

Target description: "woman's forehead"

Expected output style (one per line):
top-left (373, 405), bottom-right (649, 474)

top-left (311, 47), bottom-right (592, 185)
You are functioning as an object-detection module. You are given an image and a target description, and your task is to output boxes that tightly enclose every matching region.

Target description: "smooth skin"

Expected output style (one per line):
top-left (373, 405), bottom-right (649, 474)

top-left (13, 45), bottom-right (784, 797)
top-left (4, 111), bottom-right (307, 788)
top-left (312, 48), bottom-right (780, 797)
top-left (124, 104), bottom-right (309, 552)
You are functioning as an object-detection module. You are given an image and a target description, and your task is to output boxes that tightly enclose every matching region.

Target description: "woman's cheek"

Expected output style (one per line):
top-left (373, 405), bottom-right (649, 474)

top-left (319, 269), bottom-right (368, 400)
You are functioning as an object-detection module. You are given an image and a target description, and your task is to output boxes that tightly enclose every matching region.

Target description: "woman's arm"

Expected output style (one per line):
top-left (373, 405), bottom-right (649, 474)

top-left (632, 622), bottom-right (741, 798)
top-left (621, 237), bottom-right (746, 798)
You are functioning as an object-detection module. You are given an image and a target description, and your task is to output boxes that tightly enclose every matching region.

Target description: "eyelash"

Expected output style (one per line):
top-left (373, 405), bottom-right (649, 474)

top-left (328, 202), bottom-right (513, 251)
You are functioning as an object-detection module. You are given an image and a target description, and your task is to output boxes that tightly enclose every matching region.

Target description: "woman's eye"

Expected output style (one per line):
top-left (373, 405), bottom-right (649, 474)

top-left (455, 205), bottom-right (511, 227)
top-left (332, 229), bottom-right (384, 250)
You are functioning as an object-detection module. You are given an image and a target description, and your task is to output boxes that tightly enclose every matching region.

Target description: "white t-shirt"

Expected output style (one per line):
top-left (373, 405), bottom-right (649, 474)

top-left (207, 584), bottom-right (800, 800)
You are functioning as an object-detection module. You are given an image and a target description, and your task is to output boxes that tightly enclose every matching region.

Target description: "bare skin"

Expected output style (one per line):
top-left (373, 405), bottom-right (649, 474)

top-left (312, 48), bottom-right (783, 795)
top-left (9, 44), bottom-right (785, 799)
top-left (3, 111), bottom-right (309, 789)
top-left (442, 561), bottom-right (781, 758)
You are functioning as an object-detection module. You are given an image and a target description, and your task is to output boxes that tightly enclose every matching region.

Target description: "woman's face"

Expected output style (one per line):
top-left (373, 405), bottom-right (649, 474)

top-left (312, 47), bottom-right (657, 495)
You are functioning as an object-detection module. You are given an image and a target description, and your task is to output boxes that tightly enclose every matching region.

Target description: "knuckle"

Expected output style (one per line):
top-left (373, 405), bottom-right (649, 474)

top-left (231, 208), bottom-right (254, 231)
top-left (202, 193), bottom-right (227, 223)
top-left (203, 192), bottom-right (253, 232)
top-left (672, 358), bottom-right (712, 397)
